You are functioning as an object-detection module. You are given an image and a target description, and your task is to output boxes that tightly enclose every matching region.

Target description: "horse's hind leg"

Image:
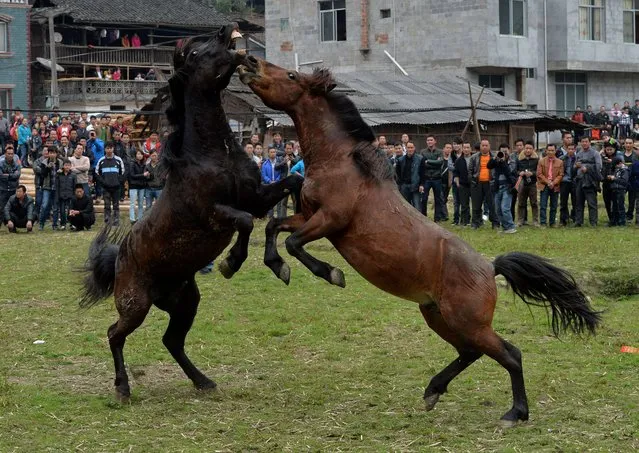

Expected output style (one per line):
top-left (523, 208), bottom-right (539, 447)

top-left (161, 278), bottom-right (215, 390)
top-left (264, 214), bottom-right (306, 284)
top-left (419, 304), bottom-right (482, 411)
top-left (108, 288), bottom-right (152, 403)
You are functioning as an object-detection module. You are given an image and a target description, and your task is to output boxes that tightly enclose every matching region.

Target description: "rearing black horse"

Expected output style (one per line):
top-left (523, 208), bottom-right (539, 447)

top-left (80, 25), bottom-right (302, 402)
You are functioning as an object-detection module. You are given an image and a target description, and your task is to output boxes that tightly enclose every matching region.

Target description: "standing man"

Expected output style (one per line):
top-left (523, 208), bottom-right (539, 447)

top-left (261, 146), bottom-right (287, 218)
top-left (418, 135), bottom-right (444, 220)
top-left (396, 142), bottom-right (422, 211)
top-left (600, 139), bottom-right (620, 225)
top-left (516, 141), bottom-right (540, 227)
top-left (469, 139), bottom-right (498, 229)
top-left (558, 131), bottom-right (574, 159)
top-left (95, 142), bottom-right (125, 225)
top-left (0, 110), bottom-right (9, 154)
top-left (270, 132), bottom-right (286, 157)
top-left (450, 137), bottom-right (463, 225)
top-left (536, 144), bottom-right (564, 227)
top-left (0, 145), bottom-right (21, 214)
top-left (70, 143), bottom-right (91, 196)
top-left (87, 130), bottom-right (105, 201)
top-left (574, 136), bottom-right (602, 227)
top-left (3, 185), bottom-right (34, 233)
top-left (440, 142), bottom-right (453, 222)
top-left (453, 141), bottom-right (473, 226)
top-left (559, 143), bottom-right (578, 226)
top-left (622, 138), bottom-right (637, 222)
top-left (487, 145), bottom-right (517, 233)
top-left (37, 147), bottom-right (64, 230)
top-left (608, 157), bottom-right (630, 226)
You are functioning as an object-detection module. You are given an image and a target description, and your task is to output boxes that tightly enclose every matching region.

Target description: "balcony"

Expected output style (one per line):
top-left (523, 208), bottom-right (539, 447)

top-left (32, 44), bottom-right (175, 67)
top-left (0, 0), bottom-right (30, 3)
top-left (33, 78), bottom-right (167, 108)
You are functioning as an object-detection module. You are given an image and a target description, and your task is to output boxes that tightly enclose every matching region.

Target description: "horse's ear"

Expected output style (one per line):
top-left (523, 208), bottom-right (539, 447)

top-left (310, 68), bottom-right (337, 95)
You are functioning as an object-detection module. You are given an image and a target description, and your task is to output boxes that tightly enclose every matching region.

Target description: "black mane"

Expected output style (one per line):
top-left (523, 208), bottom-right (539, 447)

top-left (324, 90), bottom-right (393, 182)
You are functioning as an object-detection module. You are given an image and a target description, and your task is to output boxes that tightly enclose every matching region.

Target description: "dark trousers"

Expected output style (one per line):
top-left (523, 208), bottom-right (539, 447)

top-left (422, 179), bottom-right (444, 221)
top-left (611, 190), bottom-right (627, 226)
top-left (6, 213), bottom-right (31, 232)
top-left (400, 184), bottom-right (421, 211)
top-left (628, 189), bottom-right (637, 220)
top-left (103, 187), bottom-right (120, 225)
top-left (441, 180), bottom-right (450, 220)
top-left (69, 213), bottom-right (94, 231)
top-left (560, 181), bottom-right (577, 225)
top-left (575, 184), bottom-right (598, 226)
top-left (451, 183), bottom-right (460, 224)
top-left (510, 188), bottom-right (518, 221)
top-left (0, 190), bottom-right (13, 214)
top-left (539, 187), bottom-right (559, 226)
top-left (458, 185), bottom-right (471, 225)
top-left (57, 198), bottom-right (71, 226)
top-left (517, 184), bottom-right (538, 225)
top-left (602, 184), bottom-right (613, 223)
top-left (471, 182), bottom-right (496, 227)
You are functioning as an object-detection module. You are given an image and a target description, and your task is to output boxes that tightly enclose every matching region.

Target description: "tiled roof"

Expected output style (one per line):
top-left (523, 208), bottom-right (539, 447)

top-left (46, 0), bottom-right (231, 28)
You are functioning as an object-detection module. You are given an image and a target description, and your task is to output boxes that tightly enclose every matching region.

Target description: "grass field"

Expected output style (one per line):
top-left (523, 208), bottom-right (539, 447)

top-left (0, 219), bottom-right (638, 452)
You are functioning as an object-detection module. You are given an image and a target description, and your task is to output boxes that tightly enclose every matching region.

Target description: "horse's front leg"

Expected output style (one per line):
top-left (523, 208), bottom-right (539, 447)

top-left (273, 210), bottom-right (347, 287)
top-left (253, 174), bottom-right (304, 216)
top-left (264, 213), bottom-right (307, 284)
top-left (209, 204), bottom-right (254, 279)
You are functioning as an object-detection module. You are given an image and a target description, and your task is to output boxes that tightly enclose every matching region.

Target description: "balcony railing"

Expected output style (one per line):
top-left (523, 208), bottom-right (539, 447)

top-left (32, 44), bottom-right (175, 67)
top-left (33, 78), bottom-right (167, 107)
top-left (0, 0), bottom-right (30, 4)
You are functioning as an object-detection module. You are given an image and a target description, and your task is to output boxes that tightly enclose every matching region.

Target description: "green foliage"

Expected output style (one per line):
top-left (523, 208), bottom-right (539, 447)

top-left (0, 219), bottom-right (638, 451)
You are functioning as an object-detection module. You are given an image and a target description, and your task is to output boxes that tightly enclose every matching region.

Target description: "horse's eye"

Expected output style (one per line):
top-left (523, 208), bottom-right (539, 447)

top-left (287, 72), bottom-right (296, 80)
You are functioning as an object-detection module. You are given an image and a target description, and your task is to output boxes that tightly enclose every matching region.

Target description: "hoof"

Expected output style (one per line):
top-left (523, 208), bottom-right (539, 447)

top-left (424, 393), bottom-right (441, 411)
top-left (114, 389), bottom-right (131, 404)
top-left (329, 268), bottom-right (346, 288)
top-left (498, 418), bottom-right (521, 429)
top-left (195, 379), bottom-right (217, 392)
top-left (279, 263), bottom-right (291, 285)
top-left (218, 259), bottom-right (235, 280)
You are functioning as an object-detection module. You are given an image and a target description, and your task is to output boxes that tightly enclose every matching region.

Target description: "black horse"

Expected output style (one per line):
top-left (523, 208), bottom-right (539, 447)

top-left (80, 25), bottom-right (302, 402)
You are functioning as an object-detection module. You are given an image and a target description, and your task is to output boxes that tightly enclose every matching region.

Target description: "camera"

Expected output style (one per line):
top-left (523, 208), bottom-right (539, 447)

top-left (496, 151), bottom-right (505, 159)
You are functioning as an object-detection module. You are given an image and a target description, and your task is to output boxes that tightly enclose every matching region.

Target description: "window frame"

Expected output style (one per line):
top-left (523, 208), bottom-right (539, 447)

top-left (499, 0), bottom-right (527, 37)
top-left (0, 88), bottom-right (11, 111)
top-left (623, 0), bottom-right (639, 44)
top-left (319, 0), bottom-right (346, 43)
top-left (0, 20), bottom-right (8, 53)
top-left (555, 72), bottom-right (587, 117)
top-left (579, 0), bottom-right (605, 42)
top-left (478, 74), bottom-right (506, 97)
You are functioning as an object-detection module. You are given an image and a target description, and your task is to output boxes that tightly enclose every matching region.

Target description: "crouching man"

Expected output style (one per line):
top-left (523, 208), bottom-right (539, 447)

top-left (4, 184), bottom-right (34, 233)
top-left (68, 184), bottom-right (95, 231)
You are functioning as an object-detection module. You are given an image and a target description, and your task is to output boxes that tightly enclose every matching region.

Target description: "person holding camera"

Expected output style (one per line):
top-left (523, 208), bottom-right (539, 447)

top-left (516, 141), bottom-right (540, 227)
top-left (37, 147), bottom-right (63, 230)
top-left (537, 144), bottom-right (564, 227)
top-left (487, 144), bottom-right (518, 233)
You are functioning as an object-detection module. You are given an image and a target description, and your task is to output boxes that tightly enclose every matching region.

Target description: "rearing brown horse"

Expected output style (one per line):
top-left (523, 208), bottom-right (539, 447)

top-left (239, 59), bottom-right (601, 426)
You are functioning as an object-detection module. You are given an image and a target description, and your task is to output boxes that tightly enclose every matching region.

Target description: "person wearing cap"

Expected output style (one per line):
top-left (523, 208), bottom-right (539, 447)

top-left (608, 156), bottom-right (630, 226)
top-left (3, 185), bottom-right (34, 233)
top-left (574, 136), bottom-right (602, 227)
top-left (600, 139), bottom-right (621, 225)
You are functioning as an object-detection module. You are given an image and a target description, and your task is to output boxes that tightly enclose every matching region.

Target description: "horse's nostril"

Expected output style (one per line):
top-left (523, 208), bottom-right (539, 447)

top-left (248, 56), bottom-right (257, 63)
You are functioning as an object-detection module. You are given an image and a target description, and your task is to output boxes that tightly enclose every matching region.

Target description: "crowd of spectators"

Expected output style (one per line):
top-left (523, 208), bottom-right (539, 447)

top-left (383, 132), bottom-right (639, 233)
top-left (0, 108), bottom-right (166, 232)
top-left (571, 100), bottom-right (639, 141)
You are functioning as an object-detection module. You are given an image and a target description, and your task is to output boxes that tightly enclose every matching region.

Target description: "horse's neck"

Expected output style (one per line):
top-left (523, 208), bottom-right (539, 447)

top-left (290, 98), bottom-right (349, 166)
top-left (182, 94), bottom-right (235, 156)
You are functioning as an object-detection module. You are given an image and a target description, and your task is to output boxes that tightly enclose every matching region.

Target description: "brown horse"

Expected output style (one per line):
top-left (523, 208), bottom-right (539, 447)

top-left (80, 28), bottom-right (302, 402)
top-left (238, 59), bottom-right (601, 426)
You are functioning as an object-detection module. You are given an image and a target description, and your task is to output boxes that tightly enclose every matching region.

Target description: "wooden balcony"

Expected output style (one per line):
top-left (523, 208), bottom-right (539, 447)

top-left (33, 78), bottom-right (167, 107)
top-left (32, 44), bottom-right (175, 67)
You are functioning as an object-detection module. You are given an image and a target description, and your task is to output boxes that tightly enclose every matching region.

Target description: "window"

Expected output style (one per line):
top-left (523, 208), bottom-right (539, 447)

top-left (0, 22), bottom-right (7, 53)
top-left (579, 0), bottom-right (604, 41)
top-left (526, 68), bottom-right (536, 79)
top-left (555, 72), bottom-right (587, 117)
top-left (319, 0), bottom-right (346, 42)
top-left (479, 75), bottom-right (505, 96)
top-left (0, 89), bottom-right (10, 110)
top-left (623, 0), bottom-right (639, 43)
top-left (499, 0), bottom-right (526, 36)
top-left (280, 18), bottom-right (289, 31)
top-left (380, 8), bottom-right (391, 19)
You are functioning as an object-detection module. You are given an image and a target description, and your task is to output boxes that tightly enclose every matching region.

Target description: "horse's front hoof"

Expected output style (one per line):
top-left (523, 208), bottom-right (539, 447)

top-left (195, 379), bottom-right (217, 392)
top-left (330, 268), bottom-right (346, 288)
top-left (498, 419), bottom-right (520, 429)
top-left (279, 263), bottom-right (291, 285)
top-left (218, 259), bottom-right (235, 279)
top-left (424, 393), bottom-right (441, 411)
top-left (114, 388), bottom-right (131, 404)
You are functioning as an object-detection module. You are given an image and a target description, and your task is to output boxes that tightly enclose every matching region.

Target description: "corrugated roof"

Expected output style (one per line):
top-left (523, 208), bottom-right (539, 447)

top-left (227, 71), bottom-right (545, 127)
top-left (46, 0), bottom-right (230, 28)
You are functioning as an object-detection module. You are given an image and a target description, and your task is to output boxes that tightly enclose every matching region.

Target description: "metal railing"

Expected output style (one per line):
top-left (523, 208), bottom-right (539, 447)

top-left (32, 44), bottom-right (175, 66)
top-left (33, 79), bottom-right (166, 106)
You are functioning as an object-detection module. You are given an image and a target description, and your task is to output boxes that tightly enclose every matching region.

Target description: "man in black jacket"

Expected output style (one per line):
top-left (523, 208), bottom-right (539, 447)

top-left (396, 142), bottom-right (422, 211)
top-left (95, 142), bottom-right (125, 226)
top-left (418, 135), bottom-right (445, 220)
top-left (4, 185), bottom-right (34, 233)
top-left (56, 159), bottom-right (77, 230)
top-left (516, 141), bottom-right (540, 226)
top-left (68, 185), bottom-right (95, 231)
top-left (453, 142), bottom-right (473, 226)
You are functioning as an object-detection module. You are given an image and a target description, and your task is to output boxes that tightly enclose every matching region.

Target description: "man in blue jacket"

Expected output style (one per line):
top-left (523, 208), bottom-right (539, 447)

top-left (87, 130), bottom-right (105, 201)
top-left (95, 142), bottom-right (125, 226)
top-left (261, 146), bottom-right (288, 218)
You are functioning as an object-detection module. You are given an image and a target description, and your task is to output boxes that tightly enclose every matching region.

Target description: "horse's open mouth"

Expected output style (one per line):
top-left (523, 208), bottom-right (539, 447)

top-left (229, 28), bottom-right (243, 50)
top-left (237, 62), bottom-right (259, 84)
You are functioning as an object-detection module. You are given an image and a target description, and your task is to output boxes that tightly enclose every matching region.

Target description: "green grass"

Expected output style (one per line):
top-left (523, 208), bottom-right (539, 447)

top-left (1, 220), bottom-right (638, 452)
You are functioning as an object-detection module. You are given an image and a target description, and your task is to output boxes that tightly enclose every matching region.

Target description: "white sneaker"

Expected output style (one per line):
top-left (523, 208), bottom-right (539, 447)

top-left (504, 228), bottom-right (518, 234)
top-left (482, 214), bottom-right (489, 222)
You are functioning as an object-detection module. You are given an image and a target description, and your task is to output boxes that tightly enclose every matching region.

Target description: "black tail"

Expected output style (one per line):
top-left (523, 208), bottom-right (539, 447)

top-left (493, 252), bottom-right (601, 336)
top-left (79, 225), bottom-right (128, 308)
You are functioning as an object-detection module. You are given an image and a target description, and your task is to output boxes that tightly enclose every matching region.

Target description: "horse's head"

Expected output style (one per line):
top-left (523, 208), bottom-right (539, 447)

top-left (238, 59), bottom-right (337, 111)
top-left (172, 23), bottom-right (249, 95)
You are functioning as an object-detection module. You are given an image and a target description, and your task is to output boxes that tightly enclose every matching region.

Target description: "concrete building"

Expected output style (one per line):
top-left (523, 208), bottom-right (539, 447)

top-left (265, 0), bottom-right (639, 118)
top-left (0, 0), bottom-right (31, 110)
